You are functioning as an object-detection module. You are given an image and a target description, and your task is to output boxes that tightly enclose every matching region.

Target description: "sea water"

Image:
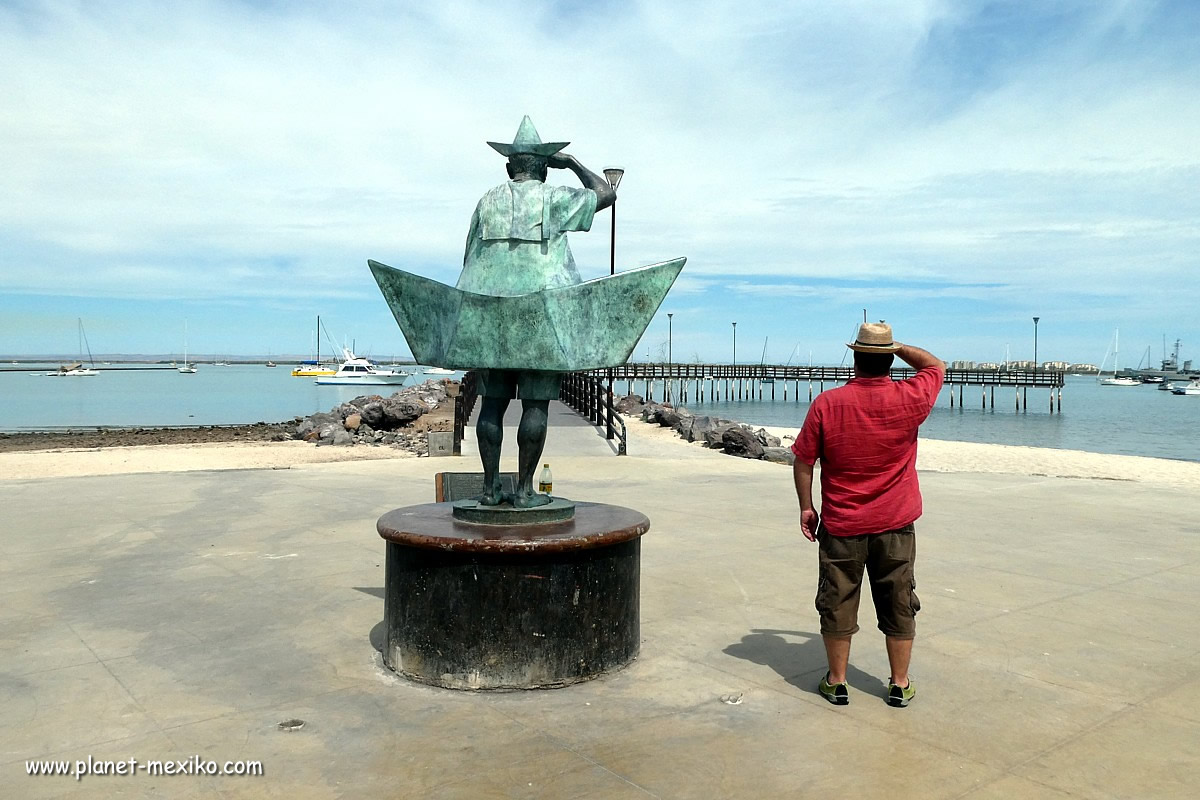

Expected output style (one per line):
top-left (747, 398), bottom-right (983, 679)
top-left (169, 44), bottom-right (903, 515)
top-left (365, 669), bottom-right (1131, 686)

top-left (0, 363), bottom-right (457, 432)
top-left (621, 374), bottom-right (1200, 463)
top-left (2, 368), bottom-right (1197, 463)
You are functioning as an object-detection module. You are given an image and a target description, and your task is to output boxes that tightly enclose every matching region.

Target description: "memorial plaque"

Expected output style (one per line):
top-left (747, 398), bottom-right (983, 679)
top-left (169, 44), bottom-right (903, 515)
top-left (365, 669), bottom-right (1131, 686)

top-left (427, 431), bottom-right (454, 457)
top-left (435, 472), bottom-right (519, 502)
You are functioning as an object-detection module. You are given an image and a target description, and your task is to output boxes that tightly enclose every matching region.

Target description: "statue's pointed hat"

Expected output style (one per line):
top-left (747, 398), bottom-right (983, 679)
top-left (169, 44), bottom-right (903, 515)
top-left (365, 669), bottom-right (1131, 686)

top-left (487, 115), bottom-right (569, 157)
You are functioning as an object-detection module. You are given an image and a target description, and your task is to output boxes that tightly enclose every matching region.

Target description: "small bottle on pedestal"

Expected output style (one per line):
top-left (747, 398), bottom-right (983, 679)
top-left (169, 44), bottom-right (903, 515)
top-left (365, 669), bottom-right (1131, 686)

top-left (538, 463), bottom-right (553, 494)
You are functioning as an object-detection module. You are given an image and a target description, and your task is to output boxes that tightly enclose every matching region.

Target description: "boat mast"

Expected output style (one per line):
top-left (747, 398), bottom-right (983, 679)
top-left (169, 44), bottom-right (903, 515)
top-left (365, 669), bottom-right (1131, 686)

top-left (79, 318), bottom-right (95, 368)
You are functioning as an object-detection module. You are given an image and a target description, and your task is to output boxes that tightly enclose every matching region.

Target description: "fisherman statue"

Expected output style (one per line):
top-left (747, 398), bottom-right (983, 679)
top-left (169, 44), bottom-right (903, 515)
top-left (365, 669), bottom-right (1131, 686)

top-left (369, 117), bottom-right (684, 513)
top-left (460, 117), bottom-right (615, 507)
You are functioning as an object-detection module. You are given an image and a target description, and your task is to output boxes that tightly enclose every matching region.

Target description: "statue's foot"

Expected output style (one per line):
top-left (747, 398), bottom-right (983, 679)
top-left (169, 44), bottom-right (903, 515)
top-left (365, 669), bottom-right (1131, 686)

top-left (478, 489), bottom-right (505, 506)
top-left (512, 491), bottom-right (552, 509)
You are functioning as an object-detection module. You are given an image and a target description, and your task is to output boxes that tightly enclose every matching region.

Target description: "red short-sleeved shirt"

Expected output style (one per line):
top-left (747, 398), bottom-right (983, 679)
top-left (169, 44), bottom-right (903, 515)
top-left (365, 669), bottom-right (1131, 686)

top-left (791, 366), bottom-right (944, 536)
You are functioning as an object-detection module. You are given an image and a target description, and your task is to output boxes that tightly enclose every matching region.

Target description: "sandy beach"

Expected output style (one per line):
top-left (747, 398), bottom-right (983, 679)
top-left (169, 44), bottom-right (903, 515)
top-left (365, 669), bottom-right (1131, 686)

top-left (3, 416), bottom-right (1199, 489)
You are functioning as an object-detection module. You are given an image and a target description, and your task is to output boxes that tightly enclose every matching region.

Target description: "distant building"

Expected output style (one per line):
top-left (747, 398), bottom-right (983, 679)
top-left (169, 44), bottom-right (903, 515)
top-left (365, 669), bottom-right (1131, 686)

top-left (1041, 361), bottom-right (1070, 371)
top-left (1007, 360), bottom-right (1035, 369)
top-left (1069, 363), bottom-right (1100, 374)
top-left (976, 362), bottom-right (1002, 370)
top-left (951, 360), bottom-right (976, 369)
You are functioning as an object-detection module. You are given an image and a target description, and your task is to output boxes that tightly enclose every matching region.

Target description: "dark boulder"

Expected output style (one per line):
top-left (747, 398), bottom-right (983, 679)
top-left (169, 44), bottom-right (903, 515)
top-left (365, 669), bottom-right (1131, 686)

top-left (762, 446), bottom-right (796, 465)
top-left (672, 409), bottom-right (696, 440)
top-left (721, 426), bottom-right (765, 459)
top-left (702, 422), bottom-right (738, 449)
top-left (615, 394), bottom-right (645, 414)
top-left (296, 412), bottom-right (339, 441)
top-left (378, 397), bottom-right (424, 429)
top-left (755, 427), bottom-right (782, 448)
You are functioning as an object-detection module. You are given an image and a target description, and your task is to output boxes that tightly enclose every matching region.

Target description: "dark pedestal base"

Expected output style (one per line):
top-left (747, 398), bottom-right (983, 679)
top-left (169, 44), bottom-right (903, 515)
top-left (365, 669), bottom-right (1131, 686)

top-left (377, 502), bottom-right (648, 690)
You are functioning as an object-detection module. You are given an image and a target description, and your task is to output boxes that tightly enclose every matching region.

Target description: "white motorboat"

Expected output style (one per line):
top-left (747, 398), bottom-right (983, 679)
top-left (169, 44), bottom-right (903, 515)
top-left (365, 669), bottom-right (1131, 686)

top-left (422, 367), bottom-right (457, 375)
top-left (315, 350), bottom-right (412, 385)
top-left (1171, 377), bottom-right (1200, 396)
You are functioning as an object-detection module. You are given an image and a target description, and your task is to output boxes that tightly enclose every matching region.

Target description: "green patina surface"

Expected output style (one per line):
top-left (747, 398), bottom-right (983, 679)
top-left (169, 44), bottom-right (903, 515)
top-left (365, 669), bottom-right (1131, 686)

top-left (368, 258), bottom-right (685, 372)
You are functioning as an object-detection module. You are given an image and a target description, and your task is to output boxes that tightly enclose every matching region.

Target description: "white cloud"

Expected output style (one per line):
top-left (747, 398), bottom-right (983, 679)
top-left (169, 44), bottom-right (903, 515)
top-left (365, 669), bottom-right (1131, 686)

top-left (0, 0), bottom-right (1197, 359)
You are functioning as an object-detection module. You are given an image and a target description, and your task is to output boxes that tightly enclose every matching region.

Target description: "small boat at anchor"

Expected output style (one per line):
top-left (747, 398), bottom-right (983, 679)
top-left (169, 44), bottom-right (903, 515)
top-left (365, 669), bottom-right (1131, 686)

top-left (1171, 377), bottom-right (1200, 396)
top-left (47, 319), bottom-right (99, 376)
top-left (1098, 329), bottom-right (1139, 386)
top-left (292, 316), bottom-right (337, 376)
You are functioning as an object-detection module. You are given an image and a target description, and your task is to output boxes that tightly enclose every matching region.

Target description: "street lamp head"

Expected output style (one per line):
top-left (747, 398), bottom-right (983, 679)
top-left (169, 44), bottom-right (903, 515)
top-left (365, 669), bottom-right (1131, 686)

top-left (1033, 316), bottom-right (1040, 324)
top-left (603, 167), bottom-right (624, 190)
top-left (667, 312), bottom-right (673, 319)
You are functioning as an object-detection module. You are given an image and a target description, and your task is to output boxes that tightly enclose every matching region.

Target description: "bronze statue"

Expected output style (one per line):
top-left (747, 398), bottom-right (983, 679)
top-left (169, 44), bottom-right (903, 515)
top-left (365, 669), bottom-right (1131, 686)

top-left (462, 117), bottom-right (615, 506)
top-left (368, 117), bottom-right (683, 513)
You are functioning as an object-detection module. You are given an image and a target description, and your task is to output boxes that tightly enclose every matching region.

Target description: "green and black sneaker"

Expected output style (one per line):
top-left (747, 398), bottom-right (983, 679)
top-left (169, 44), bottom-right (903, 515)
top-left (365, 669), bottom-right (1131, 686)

top-left (887, 678), bottom-right (916, 708)
top-left (819, 673), bottom-right (849, 705)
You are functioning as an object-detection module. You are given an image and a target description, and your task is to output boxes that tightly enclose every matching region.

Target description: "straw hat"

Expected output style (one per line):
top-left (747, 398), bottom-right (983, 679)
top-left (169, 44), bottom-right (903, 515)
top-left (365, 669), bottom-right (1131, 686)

top-left (847, 321), bottom-right (902, 353)
top-left (487, 115), bottom-right (569, 157)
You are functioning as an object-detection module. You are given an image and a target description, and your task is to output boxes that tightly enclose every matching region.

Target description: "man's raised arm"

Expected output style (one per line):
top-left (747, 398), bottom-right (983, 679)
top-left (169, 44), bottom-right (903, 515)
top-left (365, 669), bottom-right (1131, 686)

top-left (896, 344), bottom-right (943, 372)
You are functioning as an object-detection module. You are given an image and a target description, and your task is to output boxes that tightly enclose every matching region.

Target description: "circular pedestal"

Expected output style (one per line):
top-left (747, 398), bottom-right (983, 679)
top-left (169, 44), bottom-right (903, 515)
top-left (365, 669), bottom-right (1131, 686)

top-left (377, 502), bottom-right (649, 690)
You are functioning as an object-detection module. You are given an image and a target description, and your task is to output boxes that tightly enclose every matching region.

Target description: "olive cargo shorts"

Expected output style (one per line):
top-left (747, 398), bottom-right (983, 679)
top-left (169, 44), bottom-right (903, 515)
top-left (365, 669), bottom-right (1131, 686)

top-left (816, 523), bottom-right (920, 639)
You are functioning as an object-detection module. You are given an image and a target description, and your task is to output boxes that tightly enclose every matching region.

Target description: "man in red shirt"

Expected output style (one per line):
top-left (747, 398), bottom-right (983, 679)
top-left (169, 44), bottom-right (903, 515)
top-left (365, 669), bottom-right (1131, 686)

top-left (791, 321), bottom-right (944, 707)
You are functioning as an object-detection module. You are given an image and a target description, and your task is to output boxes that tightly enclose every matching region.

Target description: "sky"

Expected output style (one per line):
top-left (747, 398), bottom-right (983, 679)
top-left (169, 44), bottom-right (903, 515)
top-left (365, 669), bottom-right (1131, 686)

top-left (2, 0), bottom-right (1198, 367)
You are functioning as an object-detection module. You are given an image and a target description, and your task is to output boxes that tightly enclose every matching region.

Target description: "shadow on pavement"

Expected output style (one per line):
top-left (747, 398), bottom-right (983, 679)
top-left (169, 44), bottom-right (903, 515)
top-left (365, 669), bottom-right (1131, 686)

top-left (723, 628), bottom-right (888, 699)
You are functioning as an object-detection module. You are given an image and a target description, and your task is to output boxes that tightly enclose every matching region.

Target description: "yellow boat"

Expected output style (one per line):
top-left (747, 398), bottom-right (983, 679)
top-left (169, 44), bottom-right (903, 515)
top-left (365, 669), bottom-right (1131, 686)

top-left (291, 314), bottom-right (337, 376)
top-left (291, 365), bottom-right (337, 376)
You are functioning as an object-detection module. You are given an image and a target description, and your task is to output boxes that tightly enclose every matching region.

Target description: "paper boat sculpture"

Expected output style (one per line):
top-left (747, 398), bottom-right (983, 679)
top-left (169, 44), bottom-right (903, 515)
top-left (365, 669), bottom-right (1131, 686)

top-left (368, 257), bottom-right (685, 372)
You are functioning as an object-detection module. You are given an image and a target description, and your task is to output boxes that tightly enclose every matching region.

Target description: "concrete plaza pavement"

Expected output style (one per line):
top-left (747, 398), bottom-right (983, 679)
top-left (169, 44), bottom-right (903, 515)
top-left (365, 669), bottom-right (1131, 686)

top-left (3, 404), bottom-right (1199, 798)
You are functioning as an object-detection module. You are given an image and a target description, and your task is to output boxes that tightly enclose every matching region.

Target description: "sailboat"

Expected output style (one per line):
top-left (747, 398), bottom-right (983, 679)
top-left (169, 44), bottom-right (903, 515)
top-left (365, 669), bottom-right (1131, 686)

top-left (292, 315), bottom-right (337, 376)
top-left (1098, 329), bottom-right (1138, 386)
top-left (759, 337), bottom-right (773, 383)
top-left (47, 319), bottom-right (99, 376)
top-left (178, 322), bottom-right (197, 373)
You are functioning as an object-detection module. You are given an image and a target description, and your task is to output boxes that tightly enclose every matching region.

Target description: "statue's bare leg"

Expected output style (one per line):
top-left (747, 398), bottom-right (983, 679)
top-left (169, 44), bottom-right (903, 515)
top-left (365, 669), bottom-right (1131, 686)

top-left (476, 396), bottom-right (508, 505)
top-left (512, 399), bottom-right (551, 508)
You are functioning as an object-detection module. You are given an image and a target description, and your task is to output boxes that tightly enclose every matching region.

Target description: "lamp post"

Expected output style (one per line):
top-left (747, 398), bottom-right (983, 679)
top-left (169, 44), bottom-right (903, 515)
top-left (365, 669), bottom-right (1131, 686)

top-left (667, 313), bottom-right (673, 367)
top-left (1032, 316), bottom-right (1040, 371)
top-left (732, 321), bottom-right (737, 364)
top-left (602, 167), bottom-right (624, 444)
top-left (603, 168), bottom-right (624, 276)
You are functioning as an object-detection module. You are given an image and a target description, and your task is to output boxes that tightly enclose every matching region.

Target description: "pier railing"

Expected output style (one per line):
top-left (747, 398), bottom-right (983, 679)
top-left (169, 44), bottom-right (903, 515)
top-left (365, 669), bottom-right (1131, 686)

top-left (579, 364), bottom-right (1066, 412)
top-left (453, 371), bottom-right (478, 455)
top-left (560, 371), bottom-right (627, 455)
top-left (592, 363), bottom-right (1064, 386)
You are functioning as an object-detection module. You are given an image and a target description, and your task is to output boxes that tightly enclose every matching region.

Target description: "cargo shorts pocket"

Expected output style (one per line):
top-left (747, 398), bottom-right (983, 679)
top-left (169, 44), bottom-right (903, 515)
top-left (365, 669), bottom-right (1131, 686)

top-left (909, 576), bottom-right (921, 616)
top-left (815, 572), bottom-right (832, 616)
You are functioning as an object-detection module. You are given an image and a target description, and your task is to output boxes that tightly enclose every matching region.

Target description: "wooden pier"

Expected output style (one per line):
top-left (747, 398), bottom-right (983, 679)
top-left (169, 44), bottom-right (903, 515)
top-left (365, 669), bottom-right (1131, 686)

top-left (586, 364), bottom-right (1066, 413)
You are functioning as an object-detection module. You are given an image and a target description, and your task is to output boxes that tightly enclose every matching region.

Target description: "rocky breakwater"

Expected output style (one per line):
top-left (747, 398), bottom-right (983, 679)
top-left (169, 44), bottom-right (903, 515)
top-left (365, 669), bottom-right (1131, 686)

top-left (616, 395), bottom-right (795, 465)
top-left (294, 379), bottom-right (455, 456)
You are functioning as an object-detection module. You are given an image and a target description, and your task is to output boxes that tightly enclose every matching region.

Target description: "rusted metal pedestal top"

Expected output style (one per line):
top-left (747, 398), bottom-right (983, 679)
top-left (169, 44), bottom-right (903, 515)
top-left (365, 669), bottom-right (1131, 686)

top-left (377, 501), bottom-right (649, 555)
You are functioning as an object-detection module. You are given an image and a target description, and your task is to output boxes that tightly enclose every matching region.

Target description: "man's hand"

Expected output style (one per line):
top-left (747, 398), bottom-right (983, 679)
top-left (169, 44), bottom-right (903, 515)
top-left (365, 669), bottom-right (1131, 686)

top-left (800, 509), bottom-right (819, 542)
top-left (546, 152), bottom-right (575, 170)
